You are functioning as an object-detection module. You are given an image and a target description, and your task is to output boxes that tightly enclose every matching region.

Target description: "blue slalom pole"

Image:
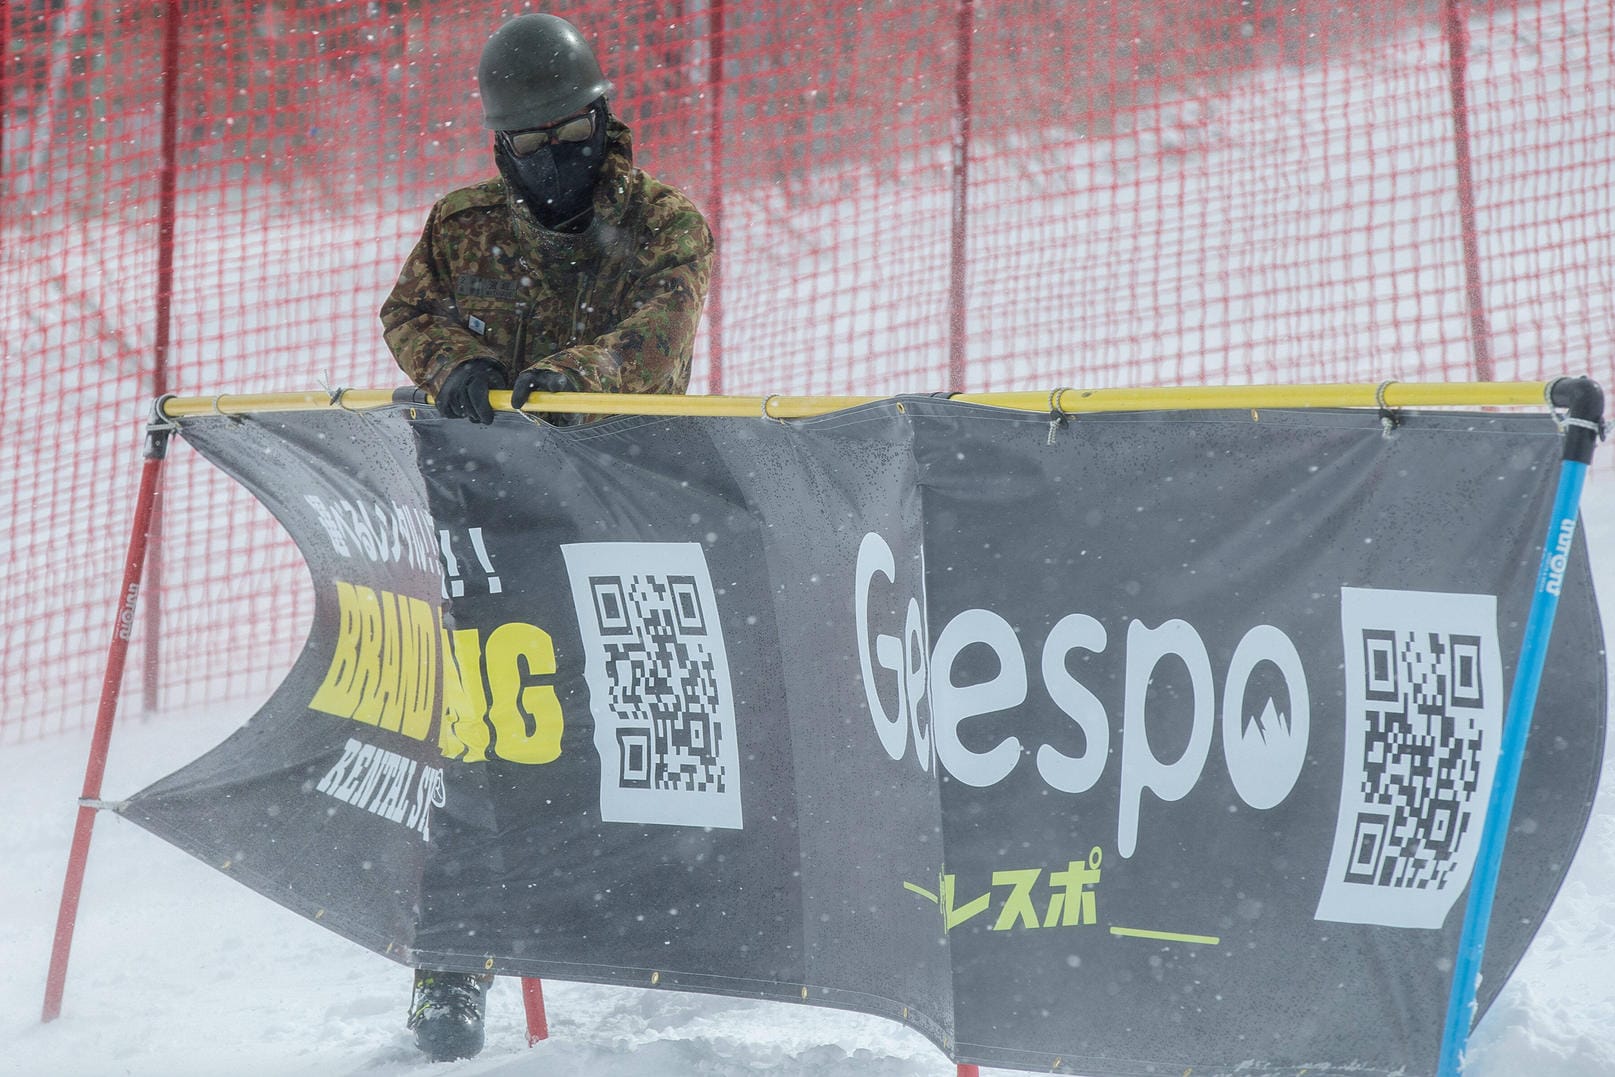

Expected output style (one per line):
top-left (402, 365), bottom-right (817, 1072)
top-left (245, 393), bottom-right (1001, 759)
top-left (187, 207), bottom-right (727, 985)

top-left (1436, 377), bottom-right (1603, 1076)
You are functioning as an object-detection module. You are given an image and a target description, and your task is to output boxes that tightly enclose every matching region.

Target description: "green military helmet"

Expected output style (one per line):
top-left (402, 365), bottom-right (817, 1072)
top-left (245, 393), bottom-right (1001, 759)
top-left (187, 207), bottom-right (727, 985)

top-left (478, 14), bottom-right (613, 131)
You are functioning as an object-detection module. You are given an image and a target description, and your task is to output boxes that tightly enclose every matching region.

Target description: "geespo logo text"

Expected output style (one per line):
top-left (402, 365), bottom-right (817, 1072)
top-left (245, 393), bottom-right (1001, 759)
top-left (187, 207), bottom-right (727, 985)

top-left (854, 531), bottom-right (1310, 858)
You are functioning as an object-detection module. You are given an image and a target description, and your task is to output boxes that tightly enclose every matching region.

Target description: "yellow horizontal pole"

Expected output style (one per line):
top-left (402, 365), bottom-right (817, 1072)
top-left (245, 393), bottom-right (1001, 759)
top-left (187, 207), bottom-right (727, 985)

top-left (160, 390), bottom-right (403, 417)
top-left (156, 389), bottom-right (884, 419)
top-left (1005, 381), bottom-right (1557, 413)
top-left (157, 381), bottom-right (1559, 421)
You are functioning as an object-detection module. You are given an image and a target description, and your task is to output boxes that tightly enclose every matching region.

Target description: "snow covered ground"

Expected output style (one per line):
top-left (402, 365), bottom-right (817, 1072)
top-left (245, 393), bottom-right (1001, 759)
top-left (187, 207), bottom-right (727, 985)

top-left (3, 0), bottom-right (1613, 1071)
top-left (2, 470), bottom-right (1613, 1077)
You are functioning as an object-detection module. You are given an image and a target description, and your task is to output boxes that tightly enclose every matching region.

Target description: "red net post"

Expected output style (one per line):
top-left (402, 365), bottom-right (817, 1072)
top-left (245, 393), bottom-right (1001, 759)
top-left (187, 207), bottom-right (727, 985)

top-left (139, 0), bottom-right (183, 712)
top-left (42, 417), bottom-right (173, 1022)
top-left (521, 976), bottom-right (549, 1045)
top-left (3, 0), bottom-right (1612, 772)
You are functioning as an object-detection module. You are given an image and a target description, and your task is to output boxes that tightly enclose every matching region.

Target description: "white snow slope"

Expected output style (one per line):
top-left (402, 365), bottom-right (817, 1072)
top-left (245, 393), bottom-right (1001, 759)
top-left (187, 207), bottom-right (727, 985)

top-left (1, 476), bottom-right (1613, 1077)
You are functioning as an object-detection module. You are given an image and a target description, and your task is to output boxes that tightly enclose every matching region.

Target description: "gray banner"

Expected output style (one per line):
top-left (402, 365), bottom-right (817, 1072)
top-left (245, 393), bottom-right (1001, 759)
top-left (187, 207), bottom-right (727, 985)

top-left (124, 399), bottom-right (1605, 1075)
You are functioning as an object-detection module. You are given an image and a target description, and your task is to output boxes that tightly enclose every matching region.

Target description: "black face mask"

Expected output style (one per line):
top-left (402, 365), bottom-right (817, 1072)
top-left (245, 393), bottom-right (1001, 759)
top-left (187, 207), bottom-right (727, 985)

top-left (495, 104), bottom-right (610, 231)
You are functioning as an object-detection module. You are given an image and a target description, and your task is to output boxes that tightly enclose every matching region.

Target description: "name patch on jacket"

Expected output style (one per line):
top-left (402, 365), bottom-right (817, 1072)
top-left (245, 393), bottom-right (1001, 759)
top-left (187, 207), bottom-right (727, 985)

top-left (455, 274), bottom-right (520, 301)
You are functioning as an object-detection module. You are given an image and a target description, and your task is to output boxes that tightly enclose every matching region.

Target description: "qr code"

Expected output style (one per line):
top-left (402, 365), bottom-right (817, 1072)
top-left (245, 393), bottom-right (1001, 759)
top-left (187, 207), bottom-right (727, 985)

top-left (562, 542), bottom-right (742, 829)
top-left (1316, 588), bottom-right (1502, 929)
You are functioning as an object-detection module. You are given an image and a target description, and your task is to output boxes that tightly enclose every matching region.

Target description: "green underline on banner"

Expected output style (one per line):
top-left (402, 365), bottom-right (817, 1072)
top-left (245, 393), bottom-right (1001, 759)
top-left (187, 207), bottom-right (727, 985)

top-left (1108, 926), bottom-right (1221, 946)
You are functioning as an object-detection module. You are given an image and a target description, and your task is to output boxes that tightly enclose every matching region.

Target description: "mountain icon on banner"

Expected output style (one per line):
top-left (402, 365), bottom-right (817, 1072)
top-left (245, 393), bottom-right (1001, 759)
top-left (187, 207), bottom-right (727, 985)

top-left (1244, 698), bottom-right (1289, 743)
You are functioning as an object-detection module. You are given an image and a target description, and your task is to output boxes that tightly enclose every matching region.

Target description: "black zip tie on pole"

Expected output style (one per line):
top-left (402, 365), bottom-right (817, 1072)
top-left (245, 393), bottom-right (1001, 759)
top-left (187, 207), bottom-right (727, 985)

top-left (319, 377), bottom-right (364, 413)
top-left (1375, 380), bottom-right (1401, 438)
top-left (320, 376), bottom-right (376, 417)
top-left (1047, 387), bottom-right (1072, 445)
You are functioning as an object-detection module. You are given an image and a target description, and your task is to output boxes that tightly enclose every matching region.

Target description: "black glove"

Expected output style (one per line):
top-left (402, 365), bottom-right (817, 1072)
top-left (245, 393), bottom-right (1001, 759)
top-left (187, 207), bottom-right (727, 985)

top-left (434, 359), bottom-right (508, 425)
top-left (510, 366), bottom-right (580, 426)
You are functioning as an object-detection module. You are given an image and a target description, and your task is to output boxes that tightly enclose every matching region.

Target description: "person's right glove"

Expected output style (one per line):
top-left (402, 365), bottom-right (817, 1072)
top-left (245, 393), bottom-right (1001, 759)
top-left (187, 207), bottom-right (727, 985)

top-left (510, 367), bottom-right (580, 426)
top-left (434, 359), bottom-right (508, 425)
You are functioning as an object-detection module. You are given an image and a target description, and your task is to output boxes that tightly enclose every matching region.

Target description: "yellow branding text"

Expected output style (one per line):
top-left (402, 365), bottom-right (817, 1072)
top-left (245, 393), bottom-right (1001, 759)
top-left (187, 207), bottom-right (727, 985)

top-left (310, 582), bottom-right (563, 765)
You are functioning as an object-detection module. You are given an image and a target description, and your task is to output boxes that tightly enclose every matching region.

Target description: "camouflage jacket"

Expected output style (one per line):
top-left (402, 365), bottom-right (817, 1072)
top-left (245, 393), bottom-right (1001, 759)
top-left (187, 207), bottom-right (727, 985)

top-left (381, 119), bottom-right (712, 398)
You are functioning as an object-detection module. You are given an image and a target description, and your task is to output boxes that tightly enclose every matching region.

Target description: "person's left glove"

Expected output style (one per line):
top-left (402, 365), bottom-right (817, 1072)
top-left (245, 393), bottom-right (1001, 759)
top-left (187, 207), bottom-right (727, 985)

top-left (510, 367), bottom-right (580, 426)
top-left (435, 358), bottom-right (509, 425)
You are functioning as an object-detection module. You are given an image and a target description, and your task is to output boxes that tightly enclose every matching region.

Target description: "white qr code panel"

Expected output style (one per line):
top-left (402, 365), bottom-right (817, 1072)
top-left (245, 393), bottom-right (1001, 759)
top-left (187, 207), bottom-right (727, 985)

top-left (562, 542), bottom-right (742, 829)
top-left (1315, 588), bottom-right (1502, 929)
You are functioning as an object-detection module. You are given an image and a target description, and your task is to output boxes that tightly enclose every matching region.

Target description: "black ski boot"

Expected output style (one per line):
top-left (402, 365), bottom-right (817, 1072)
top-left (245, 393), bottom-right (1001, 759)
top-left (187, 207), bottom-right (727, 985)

top-left (408, 969), bottom-right (491, 1062)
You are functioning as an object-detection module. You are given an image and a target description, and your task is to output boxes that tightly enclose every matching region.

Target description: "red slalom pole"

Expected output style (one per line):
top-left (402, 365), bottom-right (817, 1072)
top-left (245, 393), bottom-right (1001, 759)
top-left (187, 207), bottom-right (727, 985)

top-left (521, 977), bottom-right (549, 1044)
top-left (42, 407), bottom-right (173, 1022)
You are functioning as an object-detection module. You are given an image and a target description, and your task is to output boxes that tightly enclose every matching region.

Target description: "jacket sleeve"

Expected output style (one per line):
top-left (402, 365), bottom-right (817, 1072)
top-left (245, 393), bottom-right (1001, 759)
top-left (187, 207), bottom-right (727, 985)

top-left (379, 203), bottom-right (498, 393)
top-left (538, 204), bottom-right (714, 396)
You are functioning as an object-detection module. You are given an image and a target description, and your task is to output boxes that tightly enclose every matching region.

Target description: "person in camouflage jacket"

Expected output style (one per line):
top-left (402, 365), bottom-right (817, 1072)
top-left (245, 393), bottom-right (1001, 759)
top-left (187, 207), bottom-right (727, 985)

top-left (381, 15), bottom-right (712, 426)
top-left (389, 12), bottom-right (713, 1065)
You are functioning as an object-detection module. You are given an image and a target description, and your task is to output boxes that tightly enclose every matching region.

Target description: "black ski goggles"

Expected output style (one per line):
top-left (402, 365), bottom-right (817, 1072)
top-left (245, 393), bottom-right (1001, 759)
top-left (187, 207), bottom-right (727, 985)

top-left (502, 112), bottom-right (597, 157)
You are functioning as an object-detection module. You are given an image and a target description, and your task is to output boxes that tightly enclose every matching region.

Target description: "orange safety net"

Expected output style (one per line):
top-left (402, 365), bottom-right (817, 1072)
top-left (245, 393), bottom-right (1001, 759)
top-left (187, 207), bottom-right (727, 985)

top-left (3, 0), bottom-right (1612, 740)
